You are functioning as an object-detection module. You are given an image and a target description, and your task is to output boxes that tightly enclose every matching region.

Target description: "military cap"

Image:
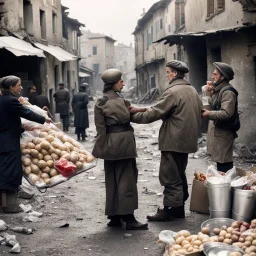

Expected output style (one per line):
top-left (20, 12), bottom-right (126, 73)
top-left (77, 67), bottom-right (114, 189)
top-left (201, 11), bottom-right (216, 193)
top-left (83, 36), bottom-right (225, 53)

top-left (101, 69), bottom-right (122, 84)
top-left (213, 62), bottom-right (234, 81)
top-left (166, 60), bottom-right (189, 73)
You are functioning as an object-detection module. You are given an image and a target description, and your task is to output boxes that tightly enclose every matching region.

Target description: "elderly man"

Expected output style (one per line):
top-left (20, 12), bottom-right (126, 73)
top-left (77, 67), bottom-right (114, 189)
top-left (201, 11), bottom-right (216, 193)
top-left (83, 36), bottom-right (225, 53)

top-left (202, 62), bottom-right (240, 172)
top-left (131, 60), bottom-right (202, 221)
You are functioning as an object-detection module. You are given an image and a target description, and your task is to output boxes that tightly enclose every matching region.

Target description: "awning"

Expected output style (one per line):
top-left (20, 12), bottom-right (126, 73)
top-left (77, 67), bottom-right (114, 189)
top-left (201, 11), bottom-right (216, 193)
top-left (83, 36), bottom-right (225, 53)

top-left (34, 42), bottom-right (78, 62)
top-left (0, 36), bottom-right (45, 57)
top-left (79, 72), bottom-right (90, 77)
top-left (154, 25), bottom-right (251, 46)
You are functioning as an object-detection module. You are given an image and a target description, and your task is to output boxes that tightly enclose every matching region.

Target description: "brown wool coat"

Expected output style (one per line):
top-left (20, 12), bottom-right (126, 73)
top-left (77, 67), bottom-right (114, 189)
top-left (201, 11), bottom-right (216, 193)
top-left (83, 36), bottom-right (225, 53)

top-left (92, 90), bottom-right (137, 160)
top-left (131, 79), bottom-right (202, 153)
top-left (207, 83), bottom-right (236, 163)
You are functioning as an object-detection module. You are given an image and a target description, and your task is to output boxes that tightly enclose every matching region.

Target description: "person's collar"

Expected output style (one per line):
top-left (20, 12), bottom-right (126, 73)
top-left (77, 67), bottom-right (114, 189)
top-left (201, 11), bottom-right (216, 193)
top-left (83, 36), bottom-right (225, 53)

top-left (213, 80), bottom-right (229, 92)
top-left (103, 89), bottom-right (120, 99)
top-left (168, 78), bottom-right (190, 88)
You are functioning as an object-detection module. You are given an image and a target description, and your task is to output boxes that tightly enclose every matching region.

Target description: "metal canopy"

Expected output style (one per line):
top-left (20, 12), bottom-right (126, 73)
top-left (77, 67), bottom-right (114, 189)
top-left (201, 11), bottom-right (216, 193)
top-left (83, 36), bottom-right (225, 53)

top-left (79, 72), bottom-right (90, 77)
top-left (34, 42), bottom-right (78, 62)
top-left (0, 36), bottom-right (45, 57)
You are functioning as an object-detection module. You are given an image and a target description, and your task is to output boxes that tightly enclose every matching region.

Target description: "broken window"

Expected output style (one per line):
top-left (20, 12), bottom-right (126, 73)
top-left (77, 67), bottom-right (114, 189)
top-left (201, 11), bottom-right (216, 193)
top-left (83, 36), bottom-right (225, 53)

top-left (175, 0), bottom-right (185, 29)
top-left (23, 0), bottom-right (33, 36)
top-left (207, 0), bottom-right (225, 17)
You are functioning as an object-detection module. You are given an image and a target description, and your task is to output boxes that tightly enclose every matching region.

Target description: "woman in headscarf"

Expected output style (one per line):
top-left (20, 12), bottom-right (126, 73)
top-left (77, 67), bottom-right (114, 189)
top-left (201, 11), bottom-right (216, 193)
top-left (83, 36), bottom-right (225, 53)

top-left (0, 76), bottom-right (50, 213)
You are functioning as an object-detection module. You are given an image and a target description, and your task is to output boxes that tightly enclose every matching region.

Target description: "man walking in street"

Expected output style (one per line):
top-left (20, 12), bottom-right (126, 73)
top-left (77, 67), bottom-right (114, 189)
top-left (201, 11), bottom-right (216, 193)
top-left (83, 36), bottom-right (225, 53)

top-left (53, 83), bottom-right (70, 132)
top-left (130, 60), bottom-right (202, 221)
top-left (202, 62), bottom-right (240, 172)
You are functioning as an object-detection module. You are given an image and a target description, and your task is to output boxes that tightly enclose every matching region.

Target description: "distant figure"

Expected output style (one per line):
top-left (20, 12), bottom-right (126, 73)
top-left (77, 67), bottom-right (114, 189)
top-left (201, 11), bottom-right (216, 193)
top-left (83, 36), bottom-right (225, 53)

top-left (72, 83), bottom-right (89, 141)
top-left (53, 83), bottom-right (70, 132)
top-left (27, 85), bottom-right (37, 105)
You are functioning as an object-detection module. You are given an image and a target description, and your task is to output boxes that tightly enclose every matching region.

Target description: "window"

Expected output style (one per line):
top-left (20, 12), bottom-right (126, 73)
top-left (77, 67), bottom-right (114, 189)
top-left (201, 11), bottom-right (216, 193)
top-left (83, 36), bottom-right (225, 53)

top-left (52, 12), bottom-right (57, 34)
top-left (207, 0), bottom-right (225, 17)
top-left (23, 0), bottom-right (33, 36)
top-left (93, 63), bottom-right (100, 73)
top-left (62, 20), bottom-right (68, 39)
top-left (175, 0), bottom-right (185, 29)
top-left (147, 25), bottom-right (153, 48)
top-left (40, 10), bottom-right (46, 39)
top-left (93, 46), bottom-right (97, 55)
top-left (160, 18), bottom-right (163, 29)
top-left (168, 24), bottom-right (171, 33)
top-left (72, 31), bottom-right (77, 50)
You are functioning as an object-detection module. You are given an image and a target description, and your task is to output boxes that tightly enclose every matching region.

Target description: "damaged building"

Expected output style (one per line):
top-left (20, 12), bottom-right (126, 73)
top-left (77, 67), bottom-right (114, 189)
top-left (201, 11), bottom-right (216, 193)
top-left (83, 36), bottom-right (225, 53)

top-left (0, 0), bottom-right (84, 112)
top-left (134, 0), bottom-right (256, 148)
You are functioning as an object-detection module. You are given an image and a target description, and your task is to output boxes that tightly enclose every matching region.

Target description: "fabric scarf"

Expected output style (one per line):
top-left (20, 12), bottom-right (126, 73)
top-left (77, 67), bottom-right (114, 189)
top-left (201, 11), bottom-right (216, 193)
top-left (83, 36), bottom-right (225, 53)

top-left (211, 80), bottom-right (229, 108)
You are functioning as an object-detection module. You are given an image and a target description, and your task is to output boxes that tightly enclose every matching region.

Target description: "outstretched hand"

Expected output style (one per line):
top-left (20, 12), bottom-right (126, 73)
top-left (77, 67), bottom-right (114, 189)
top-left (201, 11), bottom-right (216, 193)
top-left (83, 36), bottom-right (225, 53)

top-left (45, 117), bottom-right (52, 123)
top-left (201, 109), bottom-right (210, 118)
top-left (129, 106), bottom-right (148, 114)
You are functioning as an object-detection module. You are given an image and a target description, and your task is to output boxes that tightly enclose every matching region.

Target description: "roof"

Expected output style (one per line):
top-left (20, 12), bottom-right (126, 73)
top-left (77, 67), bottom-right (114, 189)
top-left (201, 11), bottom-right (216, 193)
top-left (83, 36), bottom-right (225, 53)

top-left (34, 42), bottom-right (77, 62)
top-left (154, 25), bottom-right (253, 46)
top-left (133, 0), bottom-right (171, 35)
top-left (63, 15), bottom-right (85, 27)
top-left (79, 72), bottom-right (90, 77)
top-left (0, 36), bottom-right (45, 57)
top-left (88, 32), bottom-right (116, 42)
top-left (80, 65), bottom-right (94, 73)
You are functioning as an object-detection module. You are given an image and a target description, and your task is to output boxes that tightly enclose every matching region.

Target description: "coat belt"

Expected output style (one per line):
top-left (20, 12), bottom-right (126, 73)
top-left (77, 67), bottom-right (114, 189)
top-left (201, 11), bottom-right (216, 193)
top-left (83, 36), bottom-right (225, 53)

top-left (106, 123), bottom-right (132, 133)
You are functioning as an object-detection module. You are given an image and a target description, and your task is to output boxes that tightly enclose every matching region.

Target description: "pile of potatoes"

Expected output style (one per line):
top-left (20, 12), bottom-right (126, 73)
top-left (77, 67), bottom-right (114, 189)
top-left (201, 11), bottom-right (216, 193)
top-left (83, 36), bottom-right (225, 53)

top-left (201, 219), bottom-right (256, 256)
top-left (168, 230), bottom-right (214, 255)
top-left (21, 126), bottom-right (95, 186)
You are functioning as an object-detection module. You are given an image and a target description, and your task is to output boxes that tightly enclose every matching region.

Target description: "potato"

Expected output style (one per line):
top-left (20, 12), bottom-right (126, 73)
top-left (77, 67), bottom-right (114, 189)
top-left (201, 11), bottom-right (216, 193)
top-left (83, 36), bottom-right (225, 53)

top-left (218, 236), bottom-right (225, 242)
top-left (38, 153), bottom-right (44, 160)
top-left (201, 227), bottom-right (210, 235)
top-left (44, 178), bottom-right (51, 185)
top-left (30, 149), bottom-right (39, 158)
top-left (32, 138), bottom-right (42, 145)
top-left (227, 227), bottom-right (234, 233)
top-left (54, 148), bottom-right (62, 156)
top-left (35, 144), bottom-right (42, 151)
top-left (245, 241), bottom-right (252, 247)
top-left (20, 143), bottom-right (26, 149)
top-left (45, 135), bottom-right (55, 143)
top-left (38, 160), bottom-right (47, 169)
top-left (22, 158), bottom-right (31, 167)
top-left (213, 228), bottom-right (221, 235)
top-left (223, 238), bottom-right (232, 244)
top-left (46, 160), bottom-right (54, 168)
top-left (70, 152), bottom-right (79, 163)
top-left (49, 168), bottom-right (58, 177)
top-left (23, 166), bottom-right (31, 175)
top-left (173, 244), bottom-right (182, 250)
top-left (39, 132), bottom-right (48, 138)
top-left (41, 173), bottom-right (50, 179)
top-left (31, 165), bottom-right (40, 174)
top-left (58, 144), bottom-right (68, 151)
top-left (44, 155), bottom-right (52, 161)
top-left (245, 236), bottom-right (253, 242)
top-left (27, 142), bottom-right (35, 149)
top-left (64, 142), bottom-right (74, 151)
top-left (55, 132), bottom-right (64, 140)
top-left (219, 230), bottom-right (227, 237)
top-left (62, 154), bottom-right (71, 161)
top-left (28, 173), bottom-right (39, 184)
top-left (187, 247), bottom-right (194, 252)
top-left (175, 237), bottom-right (183, 245)
top-left (193, 240), bottom-right (202, 246)
top-left (75, 161), bottom-right (83, 170)
top-left (73, 147), bottom-right (80, 152)
top-left (87, 154), bottom-right (95, 163)
top-left (42, 166), bottom-right (51, 174)
top-left (31, 158), bottom-right (39, 165)
top-left (60, 151), bottom-right (69, 157)
top-left (51, 153), bottom-right (59, 160)
top-left (225, 233), bottom-right (232, 239)
top-left (21, 149), bottom-right (31, 155)
top-left (41, 127), bottom-right (50, 133)
top-left (41, 141), bottom-right (51, 151)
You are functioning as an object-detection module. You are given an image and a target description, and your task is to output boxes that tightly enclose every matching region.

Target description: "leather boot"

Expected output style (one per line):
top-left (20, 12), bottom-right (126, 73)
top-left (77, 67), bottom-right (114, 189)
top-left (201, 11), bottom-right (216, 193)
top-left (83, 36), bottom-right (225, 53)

top-left (122, 214), bottom-right (148, 230)
top-left (172, 205), bottom-right (185, 218)
top-left (77, 134), bottom-right (81, 141)
top-left (147, 208), bottom-right (174, 222)
top-left (107, 215), bottom-right (122, 227)
top-left (3, 190), bottom-right (22, 214)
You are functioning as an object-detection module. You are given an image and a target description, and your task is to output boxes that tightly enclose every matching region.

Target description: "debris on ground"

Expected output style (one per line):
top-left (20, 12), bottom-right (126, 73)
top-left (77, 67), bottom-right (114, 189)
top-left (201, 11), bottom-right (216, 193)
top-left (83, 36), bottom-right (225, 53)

top-left (0, 233), bottom-right (21, 253)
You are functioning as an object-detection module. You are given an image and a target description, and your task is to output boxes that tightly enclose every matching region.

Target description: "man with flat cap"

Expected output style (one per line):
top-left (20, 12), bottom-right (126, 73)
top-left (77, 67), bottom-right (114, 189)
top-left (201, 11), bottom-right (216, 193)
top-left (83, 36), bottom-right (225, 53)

top-left (130, 60), bottom-right (202, 221)
top-left (202, 62), bottom-right (240, 172)
top-left (92, 69), bottom-right (148, 230)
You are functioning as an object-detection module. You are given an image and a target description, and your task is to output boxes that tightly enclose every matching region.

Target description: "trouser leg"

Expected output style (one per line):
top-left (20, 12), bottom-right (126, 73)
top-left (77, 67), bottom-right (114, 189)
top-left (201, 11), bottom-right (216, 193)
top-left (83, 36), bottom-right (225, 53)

top-left (217, 162), bottom-right (233, 173)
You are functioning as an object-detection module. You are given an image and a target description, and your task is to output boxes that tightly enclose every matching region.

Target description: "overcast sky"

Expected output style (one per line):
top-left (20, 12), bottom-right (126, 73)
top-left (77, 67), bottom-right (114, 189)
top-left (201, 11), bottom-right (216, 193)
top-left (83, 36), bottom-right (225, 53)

top-left (61, 0), bottom-right (158, 46)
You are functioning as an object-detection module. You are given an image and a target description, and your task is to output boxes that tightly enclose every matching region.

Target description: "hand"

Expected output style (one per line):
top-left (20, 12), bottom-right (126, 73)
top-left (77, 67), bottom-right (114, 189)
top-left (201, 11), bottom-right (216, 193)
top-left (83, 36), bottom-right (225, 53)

top-left (45, 117), bottom-right (52, 123)
top-left (129, 106), bottom-right (147, 114)
top-left (201, 109), bottom-right (210, 118)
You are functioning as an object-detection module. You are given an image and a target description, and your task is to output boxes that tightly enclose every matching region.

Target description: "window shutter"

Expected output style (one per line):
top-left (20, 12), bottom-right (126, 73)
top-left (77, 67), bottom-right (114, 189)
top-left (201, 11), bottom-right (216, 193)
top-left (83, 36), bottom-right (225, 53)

top-left (207, 0), bottom-right (214, 16)
top-left (217, 0), bottom-right (225, 10)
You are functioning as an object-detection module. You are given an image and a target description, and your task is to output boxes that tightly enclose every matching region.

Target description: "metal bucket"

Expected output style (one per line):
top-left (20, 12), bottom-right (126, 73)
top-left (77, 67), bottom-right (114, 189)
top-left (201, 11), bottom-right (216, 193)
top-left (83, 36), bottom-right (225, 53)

top-left (209, 208), bottom-right (230, 218)
top-left (232, 189), bottom-right (256, 223)
top-left (205, 182), bottom-right (231, 211)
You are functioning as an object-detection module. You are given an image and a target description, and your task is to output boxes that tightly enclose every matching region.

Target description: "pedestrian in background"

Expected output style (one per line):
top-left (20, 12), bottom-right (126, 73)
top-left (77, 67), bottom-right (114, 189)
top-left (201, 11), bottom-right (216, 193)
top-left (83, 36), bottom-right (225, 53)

top-left (0, 76), bottom-right (50, 213)
top-left (202, 62), bottom-right (240, 172)
top-left (92, 69), bottom-right (148, 230)
top-left (72, 83), bottom-right (89, 141)
top-left (53, 82), bottom-right (70, 132)
top-left (27, 85), bottom-right (37, 105)
top-left (130, 60), bottom-right (202, 221)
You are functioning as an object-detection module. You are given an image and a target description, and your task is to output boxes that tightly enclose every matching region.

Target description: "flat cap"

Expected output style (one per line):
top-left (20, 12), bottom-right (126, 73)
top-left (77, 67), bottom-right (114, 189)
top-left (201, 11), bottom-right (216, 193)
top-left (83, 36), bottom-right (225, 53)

top-left (166, 60), bottom-right (189, 73)
top-left (213, 62), bottom-right (234, 81)
top-left (101, 69), bottom-right (122, 84)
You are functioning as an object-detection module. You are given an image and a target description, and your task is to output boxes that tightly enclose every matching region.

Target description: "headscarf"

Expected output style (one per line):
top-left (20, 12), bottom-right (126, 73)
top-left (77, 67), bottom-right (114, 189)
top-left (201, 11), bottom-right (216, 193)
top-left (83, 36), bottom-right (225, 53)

top-left (0, 76), bottom-right (20, 90)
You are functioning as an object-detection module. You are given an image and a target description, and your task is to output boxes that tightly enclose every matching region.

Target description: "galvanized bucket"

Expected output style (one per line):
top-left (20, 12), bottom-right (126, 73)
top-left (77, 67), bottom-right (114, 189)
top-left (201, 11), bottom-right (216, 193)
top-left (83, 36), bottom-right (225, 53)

top-left (205, 182), bottom-right (231, 211)
top-left (209, 208), bottom-right (230, 218)
top-left (232, 189), bottom-right (256, 223)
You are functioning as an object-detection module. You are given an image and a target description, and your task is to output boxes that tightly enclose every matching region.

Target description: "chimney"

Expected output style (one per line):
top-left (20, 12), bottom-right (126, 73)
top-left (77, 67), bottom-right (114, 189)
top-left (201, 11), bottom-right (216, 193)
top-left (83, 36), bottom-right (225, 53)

top-left (141, 8), bottom-right (146, 17)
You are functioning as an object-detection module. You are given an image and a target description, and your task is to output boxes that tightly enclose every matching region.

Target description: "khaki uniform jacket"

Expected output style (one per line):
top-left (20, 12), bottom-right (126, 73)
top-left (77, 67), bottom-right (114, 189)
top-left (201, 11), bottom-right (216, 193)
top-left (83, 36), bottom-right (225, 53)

top-left (92, 90), bottom-right (137, 160)
top-left (207, 82), bottom-right (236, 163)
top-left (131, 79), bottom-right (202, 153)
